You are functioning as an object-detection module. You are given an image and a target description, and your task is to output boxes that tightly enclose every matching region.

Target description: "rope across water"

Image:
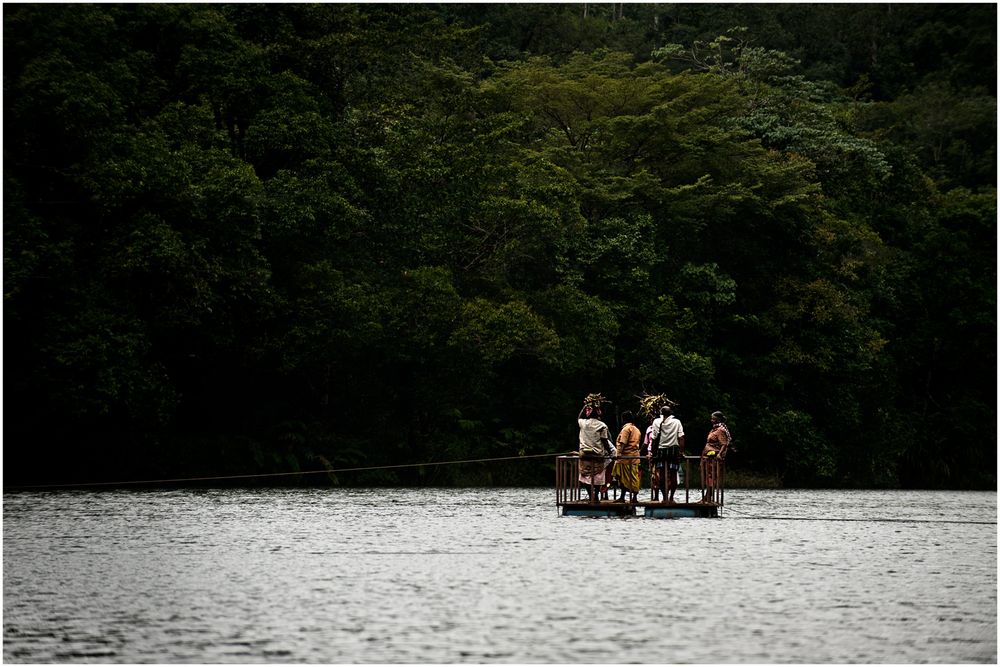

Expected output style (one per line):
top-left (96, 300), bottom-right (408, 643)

top-left (9, 459), bottom-right (996, 528)
top-left (721, 505), bottom-right (995, 525)
top-left (5, 451), bottom-right (578, 490)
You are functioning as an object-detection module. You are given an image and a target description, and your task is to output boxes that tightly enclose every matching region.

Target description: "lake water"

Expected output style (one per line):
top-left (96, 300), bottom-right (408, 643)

top-left (3, 488), bottom-right (996, 663)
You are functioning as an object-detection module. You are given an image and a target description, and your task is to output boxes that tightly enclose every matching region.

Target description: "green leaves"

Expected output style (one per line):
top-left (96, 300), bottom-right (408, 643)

top-left (760, 410), bottom-right (836, 484)
top-left (3, 4), bottom-right (993, 488)
top-left (450, 298), bottom-right (559, 366)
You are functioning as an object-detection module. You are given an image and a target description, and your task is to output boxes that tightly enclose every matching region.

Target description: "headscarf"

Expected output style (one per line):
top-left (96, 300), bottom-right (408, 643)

top-left (712, 412), bottom-right (732, 444)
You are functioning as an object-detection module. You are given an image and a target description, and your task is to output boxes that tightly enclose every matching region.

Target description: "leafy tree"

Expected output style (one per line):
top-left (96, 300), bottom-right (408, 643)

top-left (3, 4), bottom-right (994, 489)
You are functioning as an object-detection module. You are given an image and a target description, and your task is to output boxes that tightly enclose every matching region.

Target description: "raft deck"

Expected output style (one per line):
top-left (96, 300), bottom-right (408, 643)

top-left (560, 499), bottom-right (719, 518)
top-left (555, 454), bottom-right (725, 518)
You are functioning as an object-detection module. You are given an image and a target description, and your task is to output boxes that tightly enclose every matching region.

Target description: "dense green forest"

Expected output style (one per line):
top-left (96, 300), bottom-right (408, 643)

top-left (4, 3), bottom-right (996, 488)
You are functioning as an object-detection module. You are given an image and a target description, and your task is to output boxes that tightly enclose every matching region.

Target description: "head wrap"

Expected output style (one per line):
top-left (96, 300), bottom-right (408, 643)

top-left (714, 419), bottom-right (731, 444)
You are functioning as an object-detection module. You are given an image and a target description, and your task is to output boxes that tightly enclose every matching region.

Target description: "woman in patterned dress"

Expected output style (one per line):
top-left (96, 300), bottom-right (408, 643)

top-left (701, 411), bottom-right (731, 503)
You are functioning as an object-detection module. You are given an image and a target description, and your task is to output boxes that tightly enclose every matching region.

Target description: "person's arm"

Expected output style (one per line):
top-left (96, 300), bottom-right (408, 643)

top-left (619, 426), bottom-right (635, 456)
top-left (601, 425), bottom-right (614, 456)
top-left (717, 429), bottom-right (729, 460)
top-left (678, 434), bottom-right (686, 457)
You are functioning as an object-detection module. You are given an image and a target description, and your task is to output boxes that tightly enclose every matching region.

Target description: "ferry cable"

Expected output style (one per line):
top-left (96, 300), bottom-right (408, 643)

top-left (720, 506), bottom-right (994, 525)
top-left (4, 451), bottom-right (579, 491)
top-left (739, 517), bottom-right (996, 525)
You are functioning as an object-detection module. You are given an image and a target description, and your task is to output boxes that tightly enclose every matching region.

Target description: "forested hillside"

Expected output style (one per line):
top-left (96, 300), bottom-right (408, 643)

top-left (5, 4), bottom-right (995, 488)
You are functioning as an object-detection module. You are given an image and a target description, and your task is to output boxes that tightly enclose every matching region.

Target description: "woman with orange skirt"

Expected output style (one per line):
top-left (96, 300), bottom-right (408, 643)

top-left (611, 411), bottom-right (642, 503)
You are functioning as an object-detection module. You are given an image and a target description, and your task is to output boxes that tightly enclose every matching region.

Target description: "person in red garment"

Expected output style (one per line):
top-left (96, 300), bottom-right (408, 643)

top-left (701, 411), bottom-right (732, 503)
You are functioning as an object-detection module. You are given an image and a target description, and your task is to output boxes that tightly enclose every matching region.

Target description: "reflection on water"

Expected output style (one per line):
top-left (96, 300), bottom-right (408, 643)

top-left (3, 488), bottom-right (996, 663)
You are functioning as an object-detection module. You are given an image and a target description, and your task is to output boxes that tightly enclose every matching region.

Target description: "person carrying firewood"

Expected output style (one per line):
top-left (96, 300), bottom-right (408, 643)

top-left (577, 398), bottom-right (612, 503)
top-left (649, 405), bottom-right (685, 503)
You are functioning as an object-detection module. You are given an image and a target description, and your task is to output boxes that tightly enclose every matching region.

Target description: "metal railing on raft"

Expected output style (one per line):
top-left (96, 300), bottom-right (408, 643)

top-left (555, 454), bottom-right (725, 506)
top-left (692, 454), bottom-right (725, 506)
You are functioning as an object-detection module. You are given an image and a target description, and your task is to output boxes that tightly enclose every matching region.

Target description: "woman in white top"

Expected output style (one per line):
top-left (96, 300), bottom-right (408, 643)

top-left (577, 403), bottom-right (611, 502)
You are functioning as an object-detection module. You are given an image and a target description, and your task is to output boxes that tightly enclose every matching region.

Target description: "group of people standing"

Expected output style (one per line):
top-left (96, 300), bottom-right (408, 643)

top-left (576, 400), bottom-right (732, 504)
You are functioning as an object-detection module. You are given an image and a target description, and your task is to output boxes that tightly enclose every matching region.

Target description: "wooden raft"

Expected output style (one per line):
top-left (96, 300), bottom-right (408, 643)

top-left (555, 454), bottom-right (725, 518)
top-left (560, 499), bottom-right (719, 518)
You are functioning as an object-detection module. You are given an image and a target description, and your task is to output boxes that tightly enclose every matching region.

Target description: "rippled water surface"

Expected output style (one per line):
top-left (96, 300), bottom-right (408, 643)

top-left (4, 488), bottom-right (996, 663)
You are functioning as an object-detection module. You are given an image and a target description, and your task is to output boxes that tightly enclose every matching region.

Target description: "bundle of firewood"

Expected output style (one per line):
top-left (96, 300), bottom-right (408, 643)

top-left (637, 392), bottom-right (678, 418)
top-left (583, 392), bottom-right (608, 409)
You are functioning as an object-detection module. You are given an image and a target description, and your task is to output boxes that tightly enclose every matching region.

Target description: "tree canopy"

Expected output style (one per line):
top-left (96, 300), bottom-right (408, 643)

top-left (4, 3), bottom-right (995, 489)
